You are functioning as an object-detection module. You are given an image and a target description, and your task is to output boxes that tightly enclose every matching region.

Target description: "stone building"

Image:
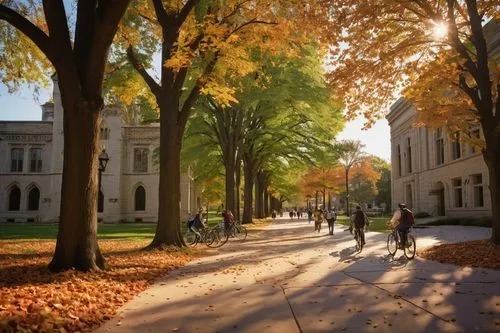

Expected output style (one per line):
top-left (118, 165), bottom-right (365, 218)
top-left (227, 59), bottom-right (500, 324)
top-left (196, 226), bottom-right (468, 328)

top-left (386, 20), bottom-right (499, 218)
top-left (386, 98), bottom-right (490, 217)
top-left (0, 75), bottom-right (200, 223)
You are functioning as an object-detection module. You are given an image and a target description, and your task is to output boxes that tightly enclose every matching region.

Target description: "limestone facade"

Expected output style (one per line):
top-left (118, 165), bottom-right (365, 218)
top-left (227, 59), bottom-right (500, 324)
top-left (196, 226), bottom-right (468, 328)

top-left (386, 98), bottom-right (491, 217)
top-left (0, 76), bottom-right (200, 223)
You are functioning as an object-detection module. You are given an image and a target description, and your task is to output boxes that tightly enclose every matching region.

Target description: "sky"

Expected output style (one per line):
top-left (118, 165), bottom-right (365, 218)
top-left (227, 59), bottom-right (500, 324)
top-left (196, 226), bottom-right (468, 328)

top-left (0, 83), bottom-right (393, 161)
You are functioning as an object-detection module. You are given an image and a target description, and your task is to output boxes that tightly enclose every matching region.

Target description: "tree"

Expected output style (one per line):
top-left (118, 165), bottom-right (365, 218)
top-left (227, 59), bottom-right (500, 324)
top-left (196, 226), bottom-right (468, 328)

top-left (327, 1), bottom-right (500, 243)
top-left (0, 0), bottom-right (130, 271)
top-left (349, 157), bottom-right (381, 205)
top-left (371, 156), bottom-right (392, 213)
top-left (336, 140), bottom-right (365, 216)
top-left (120, 0), bottom-right (329, 247)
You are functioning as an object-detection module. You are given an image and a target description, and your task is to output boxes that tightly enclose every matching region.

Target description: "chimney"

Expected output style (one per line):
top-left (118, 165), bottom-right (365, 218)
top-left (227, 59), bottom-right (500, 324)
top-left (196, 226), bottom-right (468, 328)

top-left (41, 101), bottom-right (55, 121)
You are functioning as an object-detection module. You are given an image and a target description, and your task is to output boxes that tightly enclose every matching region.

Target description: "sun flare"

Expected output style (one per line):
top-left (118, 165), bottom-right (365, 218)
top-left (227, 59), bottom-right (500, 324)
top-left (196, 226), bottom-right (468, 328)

top-left (432, 21), bottom-right (448, 39)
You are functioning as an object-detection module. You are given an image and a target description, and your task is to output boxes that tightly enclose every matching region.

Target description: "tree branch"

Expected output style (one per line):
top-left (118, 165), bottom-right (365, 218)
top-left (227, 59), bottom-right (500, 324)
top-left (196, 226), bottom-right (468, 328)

top-left (0, 5), bottom-right (54, 63)
top-left (127, 45), bottom-right (161, 97)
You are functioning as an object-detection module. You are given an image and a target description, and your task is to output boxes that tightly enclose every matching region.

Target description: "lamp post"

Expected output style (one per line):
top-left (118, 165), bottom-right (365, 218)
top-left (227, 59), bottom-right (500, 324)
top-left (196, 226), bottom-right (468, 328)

top-left (98, 149), bottom-right (109, 205)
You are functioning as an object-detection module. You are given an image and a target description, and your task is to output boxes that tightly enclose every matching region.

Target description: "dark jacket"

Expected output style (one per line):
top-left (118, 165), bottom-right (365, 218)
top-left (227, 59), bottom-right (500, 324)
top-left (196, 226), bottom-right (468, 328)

top-left (353, 210), bottom-right (367, 228)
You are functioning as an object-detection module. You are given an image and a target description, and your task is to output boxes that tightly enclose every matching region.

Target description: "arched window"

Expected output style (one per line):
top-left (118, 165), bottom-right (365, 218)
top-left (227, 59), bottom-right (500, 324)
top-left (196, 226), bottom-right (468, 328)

top-left (98, 191), bottom-right (104, 213)
top-left (135, 186), bottom-right (146, 211)
top-left (27, 187), bottom-right (40, 211)
top-left (9, 186), bottom-right (21, 211)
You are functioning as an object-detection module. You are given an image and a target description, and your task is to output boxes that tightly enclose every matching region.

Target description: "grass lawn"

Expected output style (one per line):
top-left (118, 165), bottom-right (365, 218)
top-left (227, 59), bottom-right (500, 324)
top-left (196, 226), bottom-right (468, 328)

top-left (0, 223), bottom-right (157, 240)
top-left (336, 215), bottom-right (392, 232)
top-left (0, 218), bottom-right (226, 241)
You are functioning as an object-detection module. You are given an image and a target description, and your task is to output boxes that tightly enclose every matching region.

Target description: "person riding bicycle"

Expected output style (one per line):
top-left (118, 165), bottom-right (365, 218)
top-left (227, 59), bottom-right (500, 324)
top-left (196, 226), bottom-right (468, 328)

top-left (349, 206), bottom-right (368, 246)
top-left (222, 209), bottom-right (235, 231)
top-left (392, 203), bottom-right (414, 248)
top-left (313, 208), bottom-right (323, 232)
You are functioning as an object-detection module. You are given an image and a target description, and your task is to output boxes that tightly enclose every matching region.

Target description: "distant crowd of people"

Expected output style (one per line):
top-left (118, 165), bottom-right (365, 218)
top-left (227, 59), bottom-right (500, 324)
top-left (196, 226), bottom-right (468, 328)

top-left (270, 203), bottom-right (414, 248)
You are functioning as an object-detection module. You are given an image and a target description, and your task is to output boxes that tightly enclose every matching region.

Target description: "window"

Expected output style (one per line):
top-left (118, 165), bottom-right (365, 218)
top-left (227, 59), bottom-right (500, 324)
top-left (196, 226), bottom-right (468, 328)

top-left (406, 137), bottom-right (412, 173)
top-left (8, 186), bottom-right (21, 211)
top-left (27, 187), bottom-right (40, 211)
top-left (98, 191), bottom-right (104, 213)
top-left (29, 148), bottom-right (43, 172)
top-left (11, 148), bottom-right (24, 172)
top-left (472, 174), bottom-right (484, 207)
top-left (100, 126), bottom-right (110, 140)
top-left (452, 178), bottom-right (463, 208)
top-left (451, 133), bottom-right (461, 160)
top-left (135, 186), bottom-right (146, 211)
top-left (435, 129), bottom-right (445, 165)
top-left (133, 148), bottom-right (149, 173)
top-left (397, 145), bottom-right (402, 176)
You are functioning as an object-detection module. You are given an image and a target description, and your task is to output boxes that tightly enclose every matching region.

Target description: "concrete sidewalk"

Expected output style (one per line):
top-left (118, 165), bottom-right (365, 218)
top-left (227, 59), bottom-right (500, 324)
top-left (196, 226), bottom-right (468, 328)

top-left (96, 218), bottom-right (499, 333)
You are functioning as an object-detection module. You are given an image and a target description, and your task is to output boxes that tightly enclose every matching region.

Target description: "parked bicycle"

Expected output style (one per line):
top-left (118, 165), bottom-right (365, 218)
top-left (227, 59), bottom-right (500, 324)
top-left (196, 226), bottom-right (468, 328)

top-left (184, 225), bottom-right (228, 248)
top-left (225, 221), bottom-right (248, 241)
top-left (387, 226), bottom-right (416, 259)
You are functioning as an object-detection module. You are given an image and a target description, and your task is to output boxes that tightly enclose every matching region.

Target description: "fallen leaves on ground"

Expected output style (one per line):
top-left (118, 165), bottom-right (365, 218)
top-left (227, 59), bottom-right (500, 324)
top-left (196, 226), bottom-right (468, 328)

top-left (419, 240), bottom-right (500, 270)
top-left (0, 240), bottom-right (194, 332)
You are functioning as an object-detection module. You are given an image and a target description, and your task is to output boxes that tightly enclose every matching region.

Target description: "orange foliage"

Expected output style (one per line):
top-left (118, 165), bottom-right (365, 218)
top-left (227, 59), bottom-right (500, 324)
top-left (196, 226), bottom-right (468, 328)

top-left (0, 240), bottom-right (193, 333)
top-left (419, 240), bottom-right (500, 270)
top-left (300, 166), bottom-right (344, 196)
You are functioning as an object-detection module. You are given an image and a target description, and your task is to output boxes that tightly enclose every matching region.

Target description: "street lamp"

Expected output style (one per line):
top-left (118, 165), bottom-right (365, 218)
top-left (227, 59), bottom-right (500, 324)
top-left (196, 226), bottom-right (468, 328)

top-left (98, 149), bottom-right (109, 193)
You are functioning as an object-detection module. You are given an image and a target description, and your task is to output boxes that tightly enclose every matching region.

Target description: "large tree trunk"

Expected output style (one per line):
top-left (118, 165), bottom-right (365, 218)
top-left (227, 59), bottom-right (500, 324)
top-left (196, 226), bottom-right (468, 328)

top-left (225, 158), bottom-right (236, 213)
top-left (49, 96), bottom-right (107, 272)
top-left (242, 161), bottom-right (254, 224)
top-left (484, 147), bottom-right (500, 244)
top-left (264, 191), bottom-right (269, 217)
top-left (235, 157), bottom-right (241, 221)
top-left (147, 119), bottom-right (184, 249)
top-left (256, 172), bottom-right (266, 218)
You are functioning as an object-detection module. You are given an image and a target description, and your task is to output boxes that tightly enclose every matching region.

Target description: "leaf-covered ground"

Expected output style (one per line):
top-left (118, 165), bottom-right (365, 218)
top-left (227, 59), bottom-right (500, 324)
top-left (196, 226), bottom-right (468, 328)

top-left (419, 240), bottom-right (500, 270)
top-left (0, 240), bottom-right (194, 332)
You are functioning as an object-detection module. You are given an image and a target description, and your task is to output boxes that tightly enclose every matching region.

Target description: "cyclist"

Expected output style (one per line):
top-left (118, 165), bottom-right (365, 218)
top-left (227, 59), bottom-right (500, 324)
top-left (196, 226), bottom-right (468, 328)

top-left (392, 203), bottom-right (414, 248)
top-left (349, 205), bottom-right (368, 246)
top-left (222, 209), bottom-right (235, 231)
top-left (192, 208), bottom-right (205, 230)
top-left (313, 208), bottom-right (323, 232)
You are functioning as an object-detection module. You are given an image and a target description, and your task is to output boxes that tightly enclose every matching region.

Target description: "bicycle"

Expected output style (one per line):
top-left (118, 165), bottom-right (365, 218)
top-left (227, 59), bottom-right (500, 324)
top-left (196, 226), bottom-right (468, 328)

top-left (314, 219), bottom-right (322, 232)
top-left (387, 226), bottom-right (416, 259)
top-left (184, 226), bottom-right (228, 248)
top-left (354, 227), bottom-right (364, 252)
top-left (225, 221), bottom-right (248, 241)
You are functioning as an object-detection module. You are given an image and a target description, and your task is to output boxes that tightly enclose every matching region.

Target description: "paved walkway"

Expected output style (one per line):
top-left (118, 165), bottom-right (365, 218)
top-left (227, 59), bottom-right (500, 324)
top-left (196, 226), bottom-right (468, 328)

top-left (97, 218), bottom-right (499, 333)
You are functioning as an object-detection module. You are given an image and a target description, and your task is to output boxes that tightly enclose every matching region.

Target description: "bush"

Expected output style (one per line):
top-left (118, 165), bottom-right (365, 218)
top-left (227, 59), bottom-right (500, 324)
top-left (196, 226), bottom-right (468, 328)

top-left (414, 212), bottom-right (431, 218)
top-left (424, 217), bottom-right (492, 228)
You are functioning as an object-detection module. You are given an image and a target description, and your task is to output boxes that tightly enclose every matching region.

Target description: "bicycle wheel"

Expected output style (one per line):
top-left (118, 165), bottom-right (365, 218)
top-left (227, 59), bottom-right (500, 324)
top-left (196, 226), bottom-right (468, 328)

top-left (183, 231), bottom-right (198, 247)
top-left (355, 231), bottom-right (362, 252)
top-left (387, 232), bottom-right (397, 256)
top-left (208, 227), bottom-right (228, 248)
top-left (404, 234), bottom-right (416, 260)
top-left (234, 225), bottom-right (248, 241)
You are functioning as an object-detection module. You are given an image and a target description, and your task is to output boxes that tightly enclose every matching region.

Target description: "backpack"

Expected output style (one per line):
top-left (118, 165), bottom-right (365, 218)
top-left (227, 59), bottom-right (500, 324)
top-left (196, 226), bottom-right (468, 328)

top-left (187, 215), bottom-right (195, 229)
top-left (401, 209), bottom-right (415, 226)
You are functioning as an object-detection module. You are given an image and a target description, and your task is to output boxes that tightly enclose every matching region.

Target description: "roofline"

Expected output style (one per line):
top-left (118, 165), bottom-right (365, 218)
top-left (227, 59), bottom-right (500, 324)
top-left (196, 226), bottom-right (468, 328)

top-left (0, 121), bottom-right (52, 124)
top-left (386, 97), bottom-right (414, 123)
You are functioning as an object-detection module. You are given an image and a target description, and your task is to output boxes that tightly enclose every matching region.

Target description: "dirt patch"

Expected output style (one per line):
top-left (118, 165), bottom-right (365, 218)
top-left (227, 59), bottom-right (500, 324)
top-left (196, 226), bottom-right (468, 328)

top-left (419, 239), bottom-right (500, 270)
top-left (0, 240), bottom-right (194, 332)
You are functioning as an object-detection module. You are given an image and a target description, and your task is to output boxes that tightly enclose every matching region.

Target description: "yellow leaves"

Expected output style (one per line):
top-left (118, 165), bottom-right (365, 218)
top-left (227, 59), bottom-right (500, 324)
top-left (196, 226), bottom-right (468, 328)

top-left (200, 80), bottom-right (239, 107)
